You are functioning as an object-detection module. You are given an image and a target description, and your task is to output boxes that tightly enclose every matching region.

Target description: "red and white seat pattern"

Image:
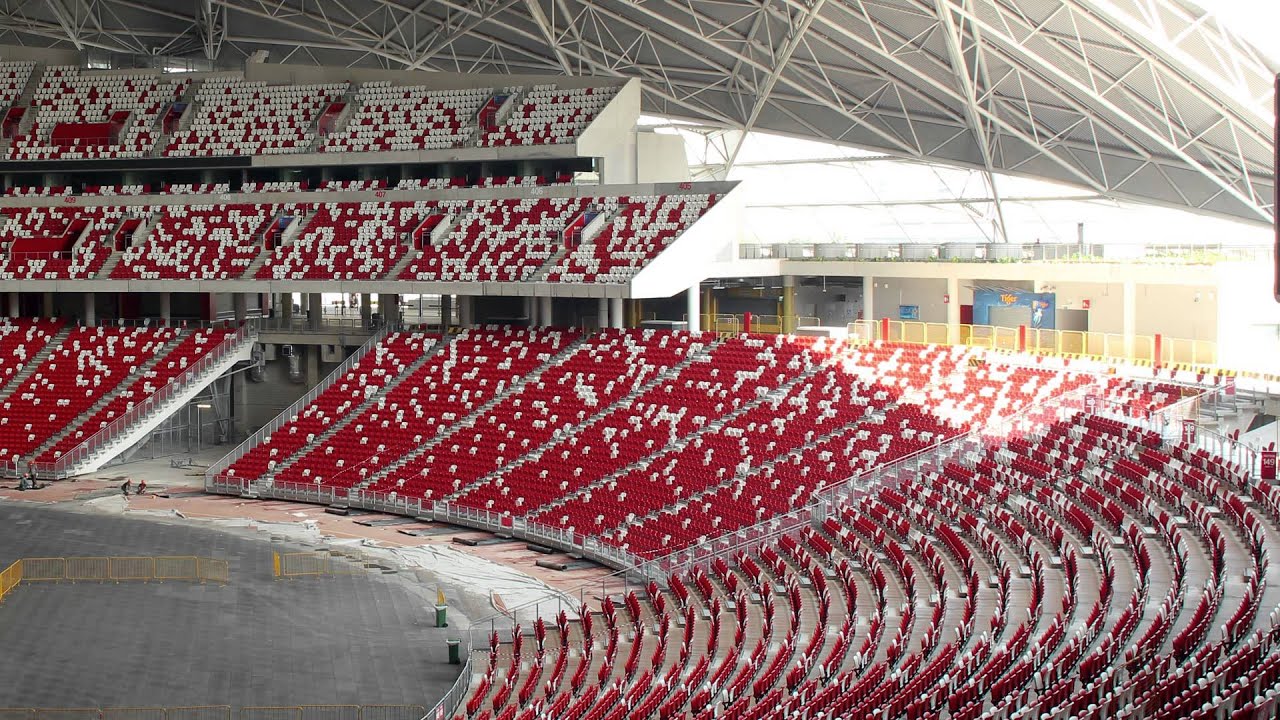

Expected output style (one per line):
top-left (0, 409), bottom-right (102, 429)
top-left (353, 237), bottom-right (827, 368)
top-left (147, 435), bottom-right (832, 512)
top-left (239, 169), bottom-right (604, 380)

top-left (400, 197), bottom-right (587, 281)
top-left (546, 194), bottom-right (717, 283)
top-left (164, 76), bottom-right (347, 157)
top-left (163, 183), bottom-right (231, 195)
top-left (0, 319), bottom-right (62, 389)
top-left (0, 60), bottom-right (33, 106)
top-left (8, 66), bottom-right (187, 160)
top-left (317, 179), bottom-right (387, 192)
top-left (35, 328), bottom-right (235, 462)
top-left (241, 181), bottom-right (304, 193)
top-left (224, 333), bottom-right (437, 484)
top-left (321, 83), bottom-right (487, 153)
top-left (83, 184), bottom-right (149, 196)
top-left (113, 203), bottom-right (272, 280)
top-left (257, 201), bottom-right (426, 280)
top-left (0, 205), bottom-right (124, 279)
top-left (0, 326), bottom-right (178, 464)
top-left (4, 186), bottom-right (72, 197)
top-left (480, 84), bottom-right (617, 146)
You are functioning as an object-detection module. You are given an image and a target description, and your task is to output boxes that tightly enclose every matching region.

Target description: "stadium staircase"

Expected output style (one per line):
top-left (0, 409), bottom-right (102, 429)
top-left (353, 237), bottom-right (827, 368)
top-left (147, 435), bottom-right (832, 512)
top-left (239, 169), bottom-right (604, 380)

top-left (151, 79), bottom-right (203, 157)
top-left (530, 205), bottom-right (618, 282)
top-left (12, 64), bottom-right (41, 140)
top-left (0, 324), bottom-right (68, 404)
top-left (344, 334), bottom-right (598, 496)
top-left (409, 335), bottom-right (722, 507)
top-left (250, 335), bottom-right (451, 492)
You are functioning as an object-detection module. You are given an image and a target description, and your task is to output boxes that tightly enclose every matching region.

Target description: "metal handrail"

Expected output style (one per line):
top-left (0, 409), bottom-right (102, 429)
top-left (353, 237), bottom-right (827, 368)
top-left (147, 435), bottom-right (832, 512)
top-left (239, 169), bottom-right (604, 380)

top-left (23, 322), bottom-right (258, 479)
top-left (204, 324), bottom-right (392, 486)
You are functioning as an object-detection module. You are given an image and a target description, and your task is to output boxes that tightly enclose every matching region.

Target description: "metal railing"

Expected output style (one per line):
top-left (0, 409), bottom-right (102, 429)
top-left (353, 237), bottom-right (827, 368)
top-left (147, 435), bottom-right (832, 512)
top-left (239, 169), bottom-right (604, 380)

top-left (0, 556), bottom-right (229, 588)
top-left (739, 240), bottom-right (1273, 265)
top-left (20, 322), bottom-right (258, 480)
top-left (272, 548), bottom-right (380, 578)
top-left (204, 326), bottom-right (391, 489)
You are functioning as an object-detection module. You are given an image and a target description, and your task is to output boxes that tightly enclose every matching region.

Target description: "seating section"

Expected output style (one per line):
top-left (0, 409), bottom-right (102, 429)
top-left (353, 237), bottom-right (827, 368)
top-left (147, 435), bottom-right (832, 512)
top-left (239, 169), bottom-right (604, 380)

top-left (321, 84), bottom-right (488, 153)
top-left (0, 205), bottom-right (124, 279)
top-left (481, 84), bottom-right (617, 146)
top-left (0, 60), bottom-right (33, 106)
top-left (164, 76), bottom-right (347, 157)
top-left (0, 326), bottom-right (179, 465)
top-left (401, 197), bottom-right (589, 281)
top-left (9, 66), bottom-right (187, 159)
top-left (546, 194), bottom-right (718, 283)
top-left (0, 319), bottom-right (63, 389)
top-left (112, 203), bottom-right (273, 280)
top-left (35, 327), bottom-right (235, 462)
top-left (257, 201), bottom-right (424, 280)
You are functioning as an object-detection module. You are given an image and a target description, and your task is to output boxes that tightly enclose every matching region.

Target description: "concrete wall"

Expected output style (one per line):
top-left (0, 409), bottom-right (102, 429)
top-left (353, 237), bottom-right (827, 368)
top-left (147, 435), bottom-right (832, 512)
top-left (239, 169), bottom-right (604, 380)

top-left (239, 352), bottom-right (341, 435)
top-left (1215, 263), bottom-right (1280, 374)
top-left (870, 277), bottom-right (949, 322)
top-left (635, 132), bottom-right (690, 184)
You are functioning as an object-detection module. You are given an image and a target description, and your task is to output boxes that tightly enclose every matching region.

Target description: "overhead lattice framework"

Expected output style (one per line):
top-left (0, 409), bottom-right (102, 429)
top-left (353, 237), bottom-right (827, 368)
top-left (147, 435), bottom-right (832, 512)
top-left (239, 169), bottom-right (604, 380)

top-left (0, 0), bottom-right (1274, 224)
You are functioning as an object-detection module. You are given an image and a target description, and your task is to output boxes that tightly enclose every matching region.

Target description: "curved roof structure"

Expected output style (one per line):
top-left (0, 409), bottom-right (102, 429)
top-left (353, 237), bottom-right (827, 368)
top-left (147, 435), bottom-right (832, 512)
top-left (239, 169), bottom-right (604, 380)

top-left (1, 0), bottom-right (1275, 223)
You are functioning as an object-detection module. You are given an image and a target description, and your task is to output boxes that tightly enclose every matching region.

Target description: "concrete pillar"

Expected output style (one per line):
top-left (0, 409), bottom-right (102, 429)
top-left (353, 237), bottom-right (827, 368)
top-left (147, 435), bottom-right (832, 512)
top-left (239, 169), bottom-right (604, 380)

top-left (1122, 280), bottom-right (1137, 360)
top-left (83, 293), bottom-right (95, 326)
top-left (440, 294), bottom-right (453, 330)
top-left (597, 297), bottom-right (609, 329)
top-left (686, 285), bottom-right (701, 333)
top-left (308, 293), bottom-right (322, 330)
top-left (379, 293), bottom-right (400, 327)
top-left (42, 291), bottom-right (54, 320)
top-left (231, 365), bottom-right (249, 440)
top-left (279, 293), bottom-right (292, 323)
top-left (610, 298), bottom-right (624, 330)
top-left (232, 293), bottom-right (248, 324)
top-left (863, 276), bottom-right (875, 338)
top-left (159, 292), bottom-right (172, 325)
top-left (781, 276), bottom-right (796, 334)
top-left (702, 287), bottom-right (714, 331)
top-left (946, 277), bottom-right (961, 345)
top-left (522, 296), bottom-right (534, 322)
top-left (7, 291), bottom-right (18, 318)
top-left (305, 345), bottom-right (320, 386)
top-left (360, 293), bottom-right (372, 328)
top-left (539, 296), bottom-right (553, 327)
top-left (459, 296), bottom-right (473, 328)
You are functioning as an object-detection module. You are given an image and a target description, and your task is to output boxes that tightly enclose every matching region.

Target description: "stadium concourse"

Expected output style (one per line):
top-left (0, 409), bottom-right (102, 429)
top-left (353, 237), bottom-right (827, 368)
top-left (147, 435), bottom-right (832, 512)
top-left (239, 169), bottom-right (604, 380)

top-left (0, 14), bottom-right (1276, 720)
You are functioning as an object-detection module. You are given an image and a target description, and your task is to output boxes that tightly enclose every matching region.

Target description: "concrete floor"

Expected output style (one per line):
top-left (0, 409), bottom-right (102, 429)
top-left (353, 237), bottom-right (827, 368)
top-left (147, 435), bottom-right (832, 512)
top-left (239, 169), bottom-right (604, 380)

top-left (0, 504), bottom-right (460, 709)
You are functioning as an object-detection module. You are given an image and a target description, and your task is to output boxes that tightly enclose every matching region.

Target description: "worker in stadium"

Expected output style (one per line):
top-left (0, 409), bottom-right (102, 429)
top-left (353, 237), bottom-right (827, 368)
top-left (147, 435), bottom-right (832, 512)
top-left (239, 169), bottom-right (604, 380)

top-left (136, 479), bottom-right (148, 496)
top-left (120, 479), bottom-right (132, 497)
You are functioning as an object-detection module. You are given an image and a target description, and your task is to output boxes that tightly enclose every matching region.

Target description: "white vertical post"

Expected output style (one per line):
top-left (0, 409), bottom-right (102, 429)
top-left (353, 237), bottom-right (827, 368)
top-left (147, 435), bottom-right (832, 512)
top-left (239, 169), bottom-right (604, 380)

top-left (159, 292), bottom-right (172, 325)
top-left (610, 298), bottom-right (624, 329)
top-left (863, 276), bottom-right (875, 329)
top-left (946, 276), bottom-right (960, 345)
top-left (459, 296), bottom-right (473, 328)
top-left (686, 285), bottom-right (701, 332)
top-left (83, 293), bottom-right (96, 326)
top-left (7, 292), bottom-right (17, 318)
top-left (539, 296), bottom-right (553, 327)
top-left (597, 297), bottom-right (609, 329)
top-left (1122, 280), bottom-right (1137, 360)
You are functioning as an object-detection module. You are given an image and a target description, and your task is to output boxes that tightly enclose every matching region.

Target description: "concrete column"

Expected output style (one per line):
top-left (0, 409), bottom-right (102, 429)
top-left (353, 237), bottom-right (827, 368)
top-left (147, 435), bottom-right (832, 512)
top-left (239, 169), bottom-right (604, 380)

top-left (308, 293), bottom-right (322, 330)
top-left (539, 296), bottom-right (553, 327)
top-left (305, 345), bottom-right (320, 386)
top-left (863, 276), bottom-right (874, 323)
top-left (360, 293), bottom-right (372, 328)
top-left (159, 292), bottom-right (172, 325)
top-left (597, 297), bottom-right (609, 329)
top-left (781, 276), bottom-right (796, 334)
top-left (686, 285), bottom-right (701, 333)
top-left (231, 366), bottom-right (249, 440)
top-left (946, 276), bottom-right (961, 345)
top-left (7, 291), bottom-right (18, 318)
top-left (279, 293), bottom-right (292, 323)
top-left (459, 296), bottom-right (473, 328)
top-left (42, 291), bottom-right (54, 320)
top-left (232, 293), bottom-right (248, 323)
top-left (379, 293), bottom-right (400, 327)
top-left (522, 296), bottom-right (534, 322)
top-left (83, 293), bottom-right (95, 326)
top-left (610, 298), bottom-right (624, 330)
top-left (1122, 280), bottom-right (1137, 360)
top-left (440, 294), bottom-right (453, 330)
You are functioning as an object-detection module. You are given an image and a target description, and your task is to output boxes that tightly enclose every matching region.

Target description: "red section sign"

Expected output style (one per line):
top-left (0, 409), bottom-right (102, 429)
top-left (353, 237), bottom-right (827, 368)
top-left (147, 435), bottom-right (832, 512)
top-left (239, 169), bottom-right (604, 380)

top-left (1225, 377), bottom-right (1236, 396)
top-left (1262, 451), bottom-right (1277, 481)
top-left (1181, 418), bottom-right (1197, 445)
top-left (1081, 299), bottom-right (1091, 310)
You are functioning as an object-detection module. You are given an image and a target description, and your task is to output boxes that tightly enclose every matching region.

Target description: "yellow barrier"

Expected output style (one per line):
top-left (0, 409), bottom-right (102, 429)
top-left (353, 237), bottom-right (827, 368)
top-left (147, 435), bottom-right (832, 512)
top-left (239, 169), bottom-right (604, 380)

top-left (35, 709), bottom-right (99, 720)
top-left (298, 707), bottom-right (360, 720)
top-left (274, 551), bottom-right (369, 579)
top-left (0, 560), bottom-right (21, 603)
top-left (355, 708), bottom-right (425, 720)
top-left (66, 557), bottom-right (111, 582)
top-left (103, 709), bottom-right (167, 720)
top-left (0, 556), bottom-right (228, 596)
top-left (0, 711), bottom-right (35, 720)
top-left (167, 708), bottom-right (232, 720)
top-left (21, 558), bottom-right (66, 581)
top-left (198, 559), bottom-right (230, 584)
top-left (240, 709), bottom-right (300, 720)
top-left (155, 557), bottom-right (199, 581)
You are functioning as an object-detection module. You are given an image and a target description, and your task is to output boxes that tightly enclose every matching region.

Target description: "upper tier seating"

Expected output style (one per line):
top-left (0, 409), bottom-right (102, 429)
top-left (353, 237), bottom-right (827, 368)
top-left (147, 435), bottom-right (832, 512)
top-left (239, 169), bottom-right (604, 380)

top-left (0, 60), bottom-right (34, 107)
top-left (8, 66), bottom-right (187, 160)
top-left (257, 201), bottom-right (423, 280)
top-left (0, 326), bottom-right (178, 464)
top-left (164, 76), bottom-right (347, 157)
top-left (5, 186), bottom-right (72, 197)
top-left (481, 84), bottom-right (617, 146)
top-left (546, 194), bottom-right (717, 283)
top-left (162, 183), bottom-right (231, 195)
top-left (112, 203), bottom-right (274, 280)
top-left (321, 83), bottom-right (488, 153)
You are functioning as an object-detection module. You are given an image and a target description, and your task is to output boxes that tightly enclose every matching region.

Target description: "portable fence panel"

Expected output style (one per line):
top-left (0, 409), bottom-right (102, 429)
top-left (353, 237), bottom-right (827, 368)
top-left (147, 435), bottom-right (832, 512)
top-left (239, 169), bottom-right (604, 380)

top-left (240, 708), bottom-right (301, 720)
top-left (0, 561), bottom-right (21, 600)
top-left (356, 706), bottom-right (424, 720)
top-left (35, 709), bottom-right (100, 720)
top-left (167, 707), bottom-right (231, 720)
top-left (0, 710), bottom-right (36, 720)
top-left (21, 558), bottom-right (66, 581)
top-left (197, 559), bottom-right (230, 584)
top-left (110, 558), bottom-right (155, 582)
top-left (277, 553), bottom-right (328, 577)
top-left (155, 557), bottom-right (198, 581)
top-left (299, 706), bottom-right (360, 720)
top-left (102, 708), bottom-right (165, 720)
top-left (66, 558), bottom-right (111, 582)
